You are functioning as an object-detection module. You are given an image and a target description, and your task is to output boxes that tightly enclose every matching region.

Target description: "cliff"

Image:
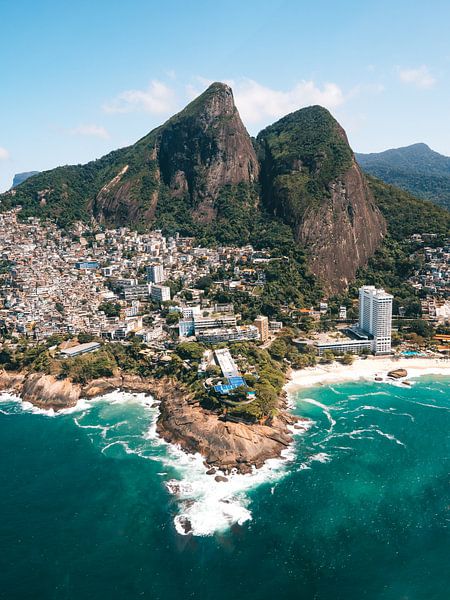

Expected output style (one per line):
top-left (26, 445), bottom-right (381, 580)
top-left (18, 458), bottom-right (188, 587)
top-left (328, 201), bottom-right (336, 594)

top-left (11, 171), bottom-right (39, 189)
top-left (257, 106), bottom-right (386, 292)
top-left (0, 370), bottom-right (305, 473)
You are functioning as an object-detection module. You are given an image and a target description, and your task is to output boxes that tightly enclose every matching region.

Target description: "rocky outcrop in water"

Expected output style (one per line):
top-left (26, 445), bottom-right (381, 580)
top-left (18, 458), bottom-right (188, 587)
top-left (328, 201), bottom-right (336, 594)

top-left (387, 368), bottom-right (408, 379)
top-left (0, 370), bottom-right (303, 472)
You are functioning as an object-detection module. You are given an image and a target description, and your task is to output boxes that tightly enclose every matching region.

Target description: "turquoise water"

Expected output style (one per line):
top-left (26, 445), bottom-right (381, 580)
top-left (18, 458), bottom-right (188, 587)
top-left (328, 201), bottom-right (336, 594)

top-left (0, 377), bottom-right (449, 600)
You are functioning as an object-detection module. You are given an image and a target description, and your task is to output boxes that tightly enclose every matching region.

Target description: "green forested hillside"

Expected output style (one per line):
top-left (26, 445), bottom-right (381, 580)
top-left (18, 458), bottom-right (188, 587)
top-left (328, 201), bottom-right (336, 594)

top-left (2, 85), bottom-right (449, 307)
top-left (356, 143), bottom-right (450, 211)
top-left (367, 176), bottom-right (450, 239)
top-left (257, 105), bottom-right (353, 221)
top-left (348, 177), bottom-right (450, 315)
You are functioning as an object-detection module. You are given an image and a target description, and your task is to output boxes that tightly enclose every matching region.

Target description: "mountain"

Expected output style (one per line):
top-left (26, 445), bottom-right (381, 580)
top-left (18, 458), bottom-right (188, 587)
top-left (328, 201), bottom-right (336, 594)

top-left (11, 171), bottom-right (39, 188)
top-left (2, 82), bottom-right (448, 294)
top-left (257, 106), bottom-right (385, 290)
top-left (1, 83), bottom-right (259, 232)
top-left (356, 143), bottom-right (450, 211)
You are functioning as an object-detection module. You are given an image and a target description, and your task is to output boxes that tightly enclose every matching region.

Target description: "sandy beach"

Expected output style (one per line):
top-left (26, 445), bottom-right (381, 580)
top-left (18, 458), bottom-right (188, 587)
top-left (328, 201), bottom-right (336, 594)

top-left (285, 356), bottom-right (450, 392)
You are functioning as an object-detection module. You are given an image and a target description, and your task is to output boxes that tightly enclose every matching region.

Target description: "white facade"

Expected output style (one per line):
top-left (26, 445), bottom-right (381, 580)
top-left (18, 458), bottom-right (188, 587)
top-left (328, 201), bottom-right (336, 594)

top-left (149, 284), bottom-right (171, 303)
top-left (181, 305), bottom-right (201, 319)
top-left (147, 264), bottom-right (165, 284)
top-left (358, 286), bottom-right (393, 354)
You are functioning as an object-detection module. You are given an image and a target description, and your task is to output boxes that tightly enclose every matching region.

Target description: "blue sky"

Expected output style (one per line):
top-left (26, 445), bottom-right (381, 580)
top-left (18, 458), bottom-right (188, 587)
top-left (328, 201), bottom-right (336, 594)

top-left (1, 0), bottom-right (449, 191)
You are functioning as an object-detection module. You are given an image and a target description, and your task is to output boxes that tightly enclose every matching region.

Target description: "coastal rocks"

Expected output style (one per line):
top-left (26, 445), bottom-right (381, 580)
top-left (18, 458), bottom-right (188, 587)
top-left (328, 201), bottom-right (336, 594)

top-left (21, 373), bottom-right (81, 409)
top-left (82, 376), bottom-right (123, 398)
top-left (82, 373), bottom-right (150, 397)
top-left (0, 369), bottom-right (302, 474)
top-left (0, 370), bottom-right (25, 394)
top-left (156, 381), bottom-right (299, 474)
top-left (387, 368), bottom-right (408, 379)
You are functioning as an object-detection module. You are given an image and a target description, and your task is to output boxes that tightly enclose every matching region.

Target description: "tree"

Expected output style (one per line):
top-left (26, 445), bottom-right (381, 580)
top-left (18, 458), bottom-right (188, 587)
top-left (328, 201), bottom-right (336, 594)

top-left (409, 319), bottom-right (434, 339)
top-left (176, 342), bottom-right (205, 362)
top-left (195, 276), bottom-right (213, 292)
top-left (98, 301), bottom-right (121, 317)
top-left (321, 349), bottom-right (335, 364)
top-left (165, 311), bottom-right (180, 325)
top-left (340, 352), bottom-right (354, 365)
top-left (268, 339), bottom-right (287, 361)
top-left (77, 332), bottom-right (95, 344)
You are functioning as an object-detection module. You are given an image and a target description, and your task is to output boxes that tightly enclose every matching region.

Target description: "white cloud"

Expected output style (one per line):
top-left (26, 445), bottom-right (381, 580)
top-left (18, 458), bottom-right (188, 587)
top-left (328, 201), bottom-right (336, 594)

top-left (69, 124), bottom-right (110, 139)
top-left (234, 79), bottom-right (345, 123)
top-left (398, 66), bottom-right (436, 89)
top-left (0, 147), bottom-right (10, 160)
top-left (187, 77), bottom-right (345, 125)
top-left (103, 80), bottom-right (176, 114)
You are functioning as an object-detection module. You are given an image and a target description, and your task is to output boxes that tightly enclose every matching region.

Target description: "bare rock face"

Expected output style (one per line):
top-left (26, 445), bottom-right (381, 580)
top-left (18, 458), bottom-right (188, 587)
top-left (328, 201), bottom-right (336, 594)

top-left (299, 159), bottom-right (386, 291)
top-left (157, 82), bottom-right (259, 223)
top-left (155, 378), bottom-right (298, 473)
top-left (0, 370), bottom-right (25, 393)
top-left (92, 83), bottom-right (259, 227)
top-left (3, 84), bottom-right (387, 294)
top-left (0, 370), bottom-right (302, 472)
top-left (21, 373), bottom-right (81, 409)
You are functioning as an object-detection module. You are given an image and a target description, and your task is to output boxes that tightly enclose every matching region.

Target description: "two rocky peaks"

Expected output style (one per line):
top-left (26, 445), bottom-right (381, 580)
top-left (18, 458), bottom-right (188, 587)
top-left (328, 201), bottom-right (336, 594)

top-left (6, 82), bottom-right (386, 292)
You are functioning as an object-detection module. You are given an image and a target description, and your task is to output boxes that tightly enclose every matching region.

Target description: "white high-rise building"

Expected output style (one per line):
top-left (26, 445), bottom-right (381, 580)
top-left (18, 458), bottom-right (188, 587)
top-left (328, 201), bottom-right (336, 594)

top-left (149, 284), bottom-right (171, 303)
top-left (358, 286), bottom-right (393, 354)
top-left (147, 264), bottom-right (165, 284)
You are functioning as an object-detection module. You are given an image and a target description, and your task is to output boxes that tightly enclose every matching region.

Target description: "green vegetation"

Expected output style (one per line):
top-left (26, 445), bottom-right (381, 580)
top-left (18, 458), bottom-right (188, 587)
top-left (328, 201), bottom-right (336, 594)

top-left (368, 176), bottom-right (450, 240)
top-left (357, 143), bottom-right (450, 211)
top-left (60, 349), bottom-right (116, 384)
top-left (346, 177), bottom-right (450, 315)
top-left (2, 86), bottom-right (447, 328)
top-left (98, 301), bottom-right (121, 317)
top-left (225, 342), bottom-right (287, 422)
top-left (257, 105), bottom-right (353, 226)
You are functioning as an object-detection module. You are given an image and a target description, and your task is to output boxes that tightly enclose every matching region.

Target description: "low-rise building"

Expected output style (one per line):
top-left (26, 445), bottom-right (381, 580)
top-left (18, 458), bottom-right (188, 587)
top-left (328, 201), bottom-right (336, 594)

top-left (60, 341), bottom-right (101, 357)
top-left (197, 325), bottom-right (259, 344)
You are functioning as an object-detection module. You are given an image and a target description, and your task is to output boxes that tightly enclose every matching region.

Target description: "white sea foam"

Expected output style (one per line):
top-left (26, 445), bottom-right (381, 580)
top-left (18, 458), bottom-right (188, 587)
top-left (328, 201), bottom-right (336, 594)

top-left (404, 398), bottom-right (450, 411)
top-left (299, 397), bottom-right (336, 428)
top-left (310, 452), bottom-right (331, 463)
top-left (163, 443), bottom-right (294, 536)
top-left (0, 392), bottom-right (23, 405)
top-left (373, 428), bottom-right (405, 447)
top-left (1, 387), bottom-right (312, 537)
top-left (349, 405), bottom-right (415, 422)
top-left (348, 391), bottom-right (391, 400)
top-left (156, 422), bottom-right (311, 537)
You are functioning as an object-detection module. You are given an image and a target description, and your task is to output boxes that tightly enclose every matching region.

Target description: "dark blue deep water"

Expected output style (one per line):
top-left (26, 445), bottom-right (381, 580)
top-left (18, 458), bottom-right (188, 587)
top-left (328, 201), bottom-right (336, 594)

top-left (0, 377), bottom-right (449, 600)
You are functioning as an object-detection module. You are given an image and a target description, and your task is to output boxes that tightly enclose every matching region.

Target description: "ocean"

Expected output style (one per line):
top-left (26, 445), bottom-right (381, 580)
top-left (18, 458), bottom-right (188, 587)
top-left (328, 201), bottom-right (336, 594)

top-left (0, 376), bottom-right (449, 600)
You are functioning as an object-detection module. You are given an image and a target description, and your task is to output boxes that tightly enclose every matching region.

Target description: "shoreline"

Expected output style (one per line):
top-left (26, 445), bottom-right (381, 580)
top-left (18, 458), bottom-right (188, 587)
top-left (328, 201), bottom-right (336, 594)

top-left (284, 356), bottom-right (450, 393)
top-left (0, 369), bottom-right (299, 474)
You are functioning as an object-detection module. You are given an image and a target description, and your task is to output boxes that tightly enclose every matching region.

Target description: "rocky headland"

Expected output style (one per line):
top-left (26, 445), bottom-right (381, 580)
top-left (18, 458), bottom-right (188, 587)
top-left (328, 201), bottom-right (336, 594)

top-left (0, 369), bottom-right (306, 474)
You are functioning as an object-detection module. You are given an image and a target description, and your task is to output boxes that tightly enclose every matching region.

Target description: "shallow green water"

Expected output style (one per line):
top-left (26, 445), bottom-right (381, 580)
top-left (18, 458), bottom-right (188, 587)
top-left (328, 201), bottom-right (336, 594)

top-left (0, 377), bottom-right (449, 600)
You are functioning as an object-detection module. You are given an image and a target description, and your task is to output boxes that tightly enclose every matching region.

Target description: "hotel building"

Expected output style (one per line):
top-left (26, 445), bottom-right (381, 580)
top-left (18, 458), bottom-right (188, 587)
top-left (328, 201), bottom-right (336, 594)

top-left (358, 285), bottom-right (393, 354)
